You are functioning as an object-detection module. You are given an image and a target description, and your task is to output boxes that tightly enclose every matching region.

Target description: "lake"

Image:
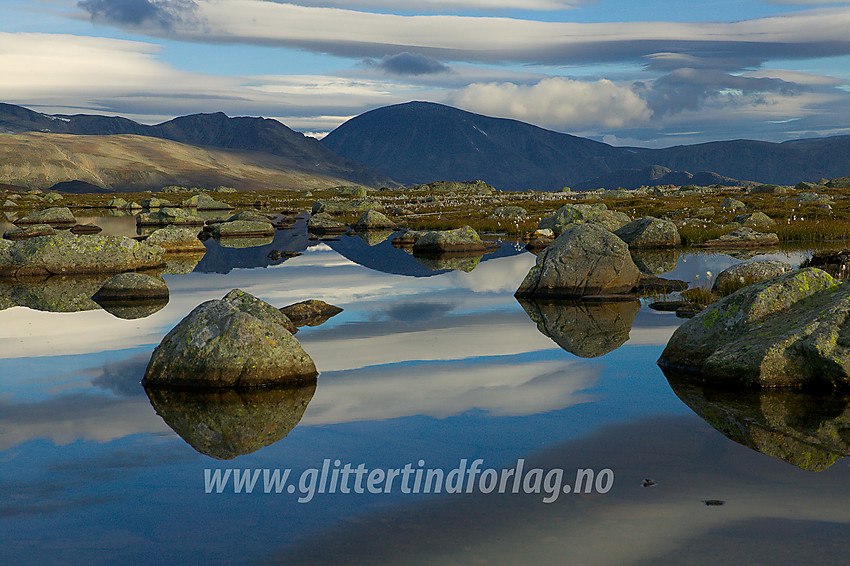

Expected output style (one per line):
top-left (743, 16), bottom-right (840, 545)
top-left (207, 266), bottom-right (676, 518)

top-left (2, 218), bottom-right (850, 565)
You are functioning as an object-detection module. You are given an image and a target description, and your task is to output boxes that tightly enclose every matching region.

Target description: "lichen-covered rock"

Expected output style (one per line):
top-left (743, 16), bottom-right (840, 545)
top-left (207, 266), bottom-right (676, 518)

top-left (181, 193), bottom-right (233, 210)
top-left (721, 198), bottom-right (746, 211)
top-left (336, 186), bottom-right (367, 198)
top-left (106, 198), bottom-right (128, 209)
top-left (696, 227), bottom-right (779, 248)
top-left (311, 200), bottom-right (379, 215)
top-left (3, 224), bottom-right (56, 241)
top-left (212, 220), bottom-right (275, 238)
top-left (658, 268), bottom-right (850, 388)
top-left (93, 272), bottom-right (169, 302)
top-left (226, 210), bottom-right (273, 224)
top-left (518, 297), bottom-right (639, 358)
top-left (711, 260), bottom-right (793, 295)
top-left (146, 226), bottom-right (205, 253)
top-left (14, 207), bottom-right (76, 226)
top-left (614, 216), bottom-right (681, 249)
top-left (516, 222), bottom-right (640, 298)
top-left (280, 299), bottom-right (343, 327)
top-left (538, 203), bottom-right (630, 235)
top-left (140, 197), bottom-right (174, 209)
top-left (44, 192), bottom-right (63, 203)
top-left (142, 289), bottom-right (313, 387)
top-left (412, 226), bottom-right (487, 254)
top-left (308, 212), bottom-right (347, 234)
top-left (352, 209), bottom-right (397, 230)
top-left (0, 233), bottom-right (164, 277)
top-left (143, 381), bottom-right (316, 459)
top-left (136, 208), bottom-right (205, 226)
top-left (733, 211), bottom-right (775, 228)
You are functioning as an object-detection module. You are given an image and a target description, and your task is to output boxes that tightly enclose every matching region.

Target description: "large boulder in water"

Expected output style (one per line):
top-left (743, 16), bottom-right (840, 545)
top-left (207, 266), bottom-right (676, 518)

top-left (14, 207), bottom-right (76, 226)
top-left (515, 223), bottom-right (641, 298)
top-left (614, 216), bottom-right (681, 248)
top-left (0, 233), bottom-right (164, 277)
top-left (658, 268), bottom-right (850, 388)
top-left (412, 226), bottom-right (488, 254)
top-left (143, 289), bottom-right (312, 387)
top-left (146, 226), bottom-right (206, 253)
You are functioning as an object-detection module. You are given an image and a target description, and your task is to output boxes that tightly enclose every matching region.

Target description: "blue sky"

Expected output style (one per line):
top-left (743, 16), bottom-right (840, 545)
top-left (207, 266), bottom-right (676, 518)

top-left (3, 0), bottom-right (850, 146)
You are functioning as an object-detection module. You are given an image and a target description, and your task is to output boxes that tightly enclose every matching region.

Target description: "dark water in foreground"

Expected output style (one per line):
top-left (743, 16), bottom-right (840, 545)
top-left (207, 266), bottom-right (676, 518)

top-left (2, 218), bottom-right (850, 565)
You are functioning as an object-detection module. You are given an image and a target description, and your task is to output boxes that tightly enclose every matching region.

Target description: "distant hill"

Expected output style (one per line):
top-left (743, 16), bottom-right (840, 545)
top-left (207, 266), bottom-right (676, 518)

top-left (0, 132), bottom-right (363, 192)
top-left (322, 101), bottom-right (850, 190)
top-left (0, 104), bottom-right (392, 188)
top-left (573, 165), bottom-right (752, 191)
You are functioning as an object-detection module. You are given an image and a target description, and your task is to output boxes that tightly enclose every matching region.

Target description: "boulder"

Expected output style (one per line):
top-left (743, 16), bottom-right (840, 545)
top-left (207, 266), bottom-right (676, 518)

top-left (336, 186), bottom-right (367, 198)
top-left (311, 200), bottom-right (379, 215)
top-left (696, 227), bottom-right (780, 248)
top-left (226, 210), bottom-right (273, 224)
top-left (518, 297), bottom-right (639, 358)
top-left (106, 198), bottom-right (128, 209)
top-left (181, 193), bottom-right (233, 210)
top-left (515, 222), bottom-right (641, 298)
top-left (140, 197), bottom-right (174, 209)
top-left (142, 289), bottom-right (313, 387)
top-left (44, 192), bottom-right (63, 203)
top-left (538, 203), bottom-right (630, 235)
top-left (733, 211), bottom-right (775, 228)
top-left (711, 260), bottom-right (793, 296)
top-left (307, 213), bottom-right (347, 234)
top-left (657, 268), bottom-right (850, 388)
top-left (280, 299), bottom-right (343, 327)
top-left (614, 216), bottom-right (681, 248)
top-left (0, 233), bottom-right (164, 277)
top-left (137, 208), bottom-right (205, 226)
top-left (146, 226), bottom-right (206, 253)
top-left (212, 220), bottom-right (275, 238)
top-left (352, 209), bottom-right (397, 230)
top-left (14, 207), bottom-right (76, 226)
top-left (412, 226), bottom-right (488, 254)
top-left (3, 224), bottom-right (56, 241)
top-left (721, 198), bottom-right (746, 211)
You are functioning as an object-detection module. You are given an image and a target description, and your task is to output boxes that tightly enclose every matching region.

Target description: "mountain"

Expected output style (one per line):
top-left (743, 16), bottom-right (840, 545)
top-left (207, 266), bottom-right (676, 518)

top-left (321, 101), bottom-right (625, 191)
top-left (322, 101), bottom-right (850, 190)
top-left (0, 132), bottom-right (364, 192)
top-left (573, 165), bottom-right (751, 191)
top-left (0, 104), bottom-right (392, 188)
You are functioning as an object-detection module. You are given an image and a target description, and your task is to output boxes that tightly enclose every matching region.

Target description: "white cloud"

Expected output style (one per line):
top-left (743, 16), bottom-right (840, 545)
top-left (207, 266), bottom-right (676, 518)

top-left (448, 77), bottom-right (652, 129)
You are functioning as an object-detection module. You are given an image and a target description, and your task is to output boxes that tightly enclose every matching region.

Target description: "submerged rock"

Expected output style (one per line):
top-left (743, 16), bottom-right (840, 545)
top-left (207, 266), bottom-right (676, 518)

top-left (516, 223), bottom-right (640, 298)
top-left (143, 289), bottom-right (313, 387)
top-left (614, 216), bottom-right (681, 248)
top-left (0, 233), bottom-right (164, 277)
top-left (518, 297), bottom-right (639, 358)
top-left (658, 268), bottom-right (850, 388)
top-left (412, 226), bottom-right (488, 254)
top-left (280, 299), bottom-right (343, 327)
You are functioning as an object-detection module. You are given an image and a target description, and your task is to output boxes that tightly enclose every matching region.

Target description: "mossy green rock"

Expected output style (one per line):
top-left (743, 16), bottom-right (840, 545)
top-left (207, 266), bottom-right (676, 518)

top-left (143, 381), bottom-right (316, 459)
top-left (181, 193), bottom-right (233, 210)
top-left (146, 226), bottom-right (206, 253)
top-left (352, 209), bottom-right (396, 230)
top-left (412, 226), bottom-right (486, 254)
top-left (518, 298), bottom-right (639, 358)
top-left (14, 207), bottom-right (76, 226)
top-left (733, 211), bottom-right (775, 227)
top-left (696, 226), bottom-right (780, 248)
top-left (658, 268), bottom-right (850, 388)
top-left (711, 260), bottom-right (792, 295)
top-left (538, 203), bottom-right (630, 235)
top-left (143, 289), bottom-right (312, 387)
top-left (516, 223), bottom-right (640, 298)
top-left (614, 216), bottom-right (681, 249)
top-left (0, 233), bottom-right (164, 277)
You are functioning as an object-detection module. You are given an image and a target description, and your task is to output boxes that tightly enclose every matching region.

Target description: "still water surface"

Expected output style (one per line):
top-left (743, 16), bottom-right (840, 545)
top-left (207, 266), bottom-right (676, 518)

top-left (2, 218), bottom-right (849, 565)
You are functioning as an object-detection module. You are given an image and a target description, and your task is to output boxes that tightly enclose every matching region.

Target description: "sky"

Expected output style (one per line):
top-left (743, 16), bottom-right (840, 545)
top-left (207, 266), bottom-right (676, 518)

top-left (2, 0), bottom-right (850, 146)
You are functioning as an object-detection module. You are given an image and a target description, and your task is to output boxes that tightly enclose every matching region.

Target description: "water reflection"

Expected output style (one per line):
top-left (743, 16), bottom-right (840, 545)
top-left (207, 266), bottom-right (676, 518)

top-left (630, 249), bottom-right (681, 275)
top-left (216, 235), bottom-right (275, 248)
top-left (95, 298), bottom-right (169, 320)
top-left (517, 298), bottom-right (640, 358)
top-left (0, 275), bottom-right (109, 313)
top-left (663, 369), bottom-right (850, 471)
top-left (355, 230), bottom-right (393, 246)
top-left (414, 252), bottom-right (484, 273)
top-left (144, 381), bottom-right (317, 459)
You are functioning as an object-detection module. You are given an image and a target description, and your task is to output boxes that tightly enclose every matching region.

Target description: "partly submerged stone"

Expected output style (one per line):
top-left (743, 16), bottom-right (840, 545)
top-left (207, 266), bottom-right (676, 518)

top-left (280, 299), bottom-right (343, 327)
top-left (143, 381), bottom-right (317, 459)
top-left (308, 212), bottom-right (347, 234)
top-left (0, 233), bottom-right (164, 277)
top-left (3, 224), bottom-right (56, 241)
top-left (696, 227), bottom-right (779, 248)
top-left (711, 260), bottom-right (793, 296)
top-left (142, 289), bottom-right (313, 387)
top-left (658, 268), bottom-right (850, 388)
top-left (516, 223), bottom-right (641, 298)
top-left (614, 216), bottom-right (681, 248)
top-left (14, 207), bottom-right (76, 226)
top-left (212, 220), bottom-right (275, 238)
top-left (146, 226), bottom-right (206, 253)
top-left (518, 297), bottom-right (639, 358)
top-left (226, 210), bottom-right (273, 224)
top-left (412, 226), bottom-right (488, 254)
top-left (538, 203), bottom-right (630, 235)
top-left (137, 208), bottom-right (205, 226)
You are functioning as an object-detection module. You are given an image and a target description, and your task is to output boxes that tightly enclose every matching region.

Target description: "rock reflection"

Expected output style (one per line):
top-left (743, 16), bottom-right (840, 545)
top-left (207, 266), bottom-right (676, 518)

top-left (414, 252), bottom-right (484, 273)
top-left (144, 381), bottom-right (317, 459)
top-left (355, 230), bottom-right (393, 246)
top-left (161, 252), bottom-right (205, 275)
top-left (517, 298), bottom-right (639, 358)
top-left (0, 275), bottom-right (108, 312)
top-left (96, 298), bottom-right (169, 320)
top-left (663, 369), bottom-right (850, 471)
top-left (216, 235), bottom-right (275, 249)
top-left (630, 248), bottom-right (681, 275)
